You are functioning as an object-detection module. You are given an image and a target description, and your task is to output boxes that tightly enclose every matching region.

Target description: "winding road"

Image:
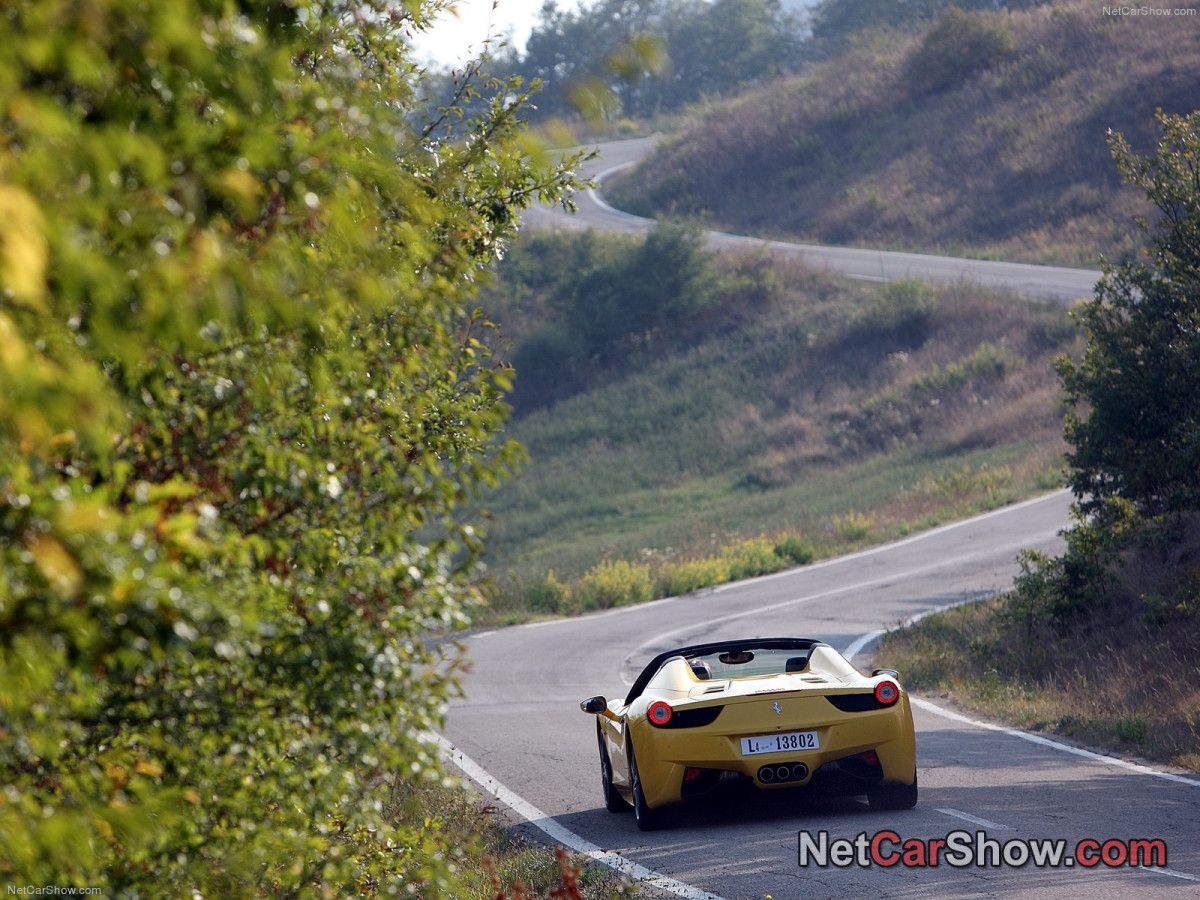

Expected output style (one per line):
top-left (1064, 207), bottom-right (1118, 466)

top-left (439, 141), bottom-right (1200, 898)
top-left (523, 136), bottom-right (1099, 304)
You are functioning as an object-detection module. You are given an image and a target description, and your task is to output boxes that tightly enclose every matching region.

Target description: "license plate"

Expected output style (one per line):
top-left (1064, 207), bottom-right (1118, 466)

top-left (740, 730), bottom-right (819, 756)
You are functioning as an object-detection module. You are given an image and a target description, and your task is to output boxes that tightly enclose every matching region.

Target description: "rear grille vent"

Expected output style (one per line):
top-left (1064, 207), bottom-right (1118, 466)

top-left (825, 693), bottom-right (888, 712)
top-left (660, 706), bottom-right (724, 728)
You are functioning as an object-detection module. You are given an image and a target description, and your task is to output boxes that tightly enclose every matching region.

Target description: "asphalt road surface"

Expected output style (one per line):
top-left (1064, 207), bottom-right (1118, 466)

top-left (441, 492), bottom-right (1200, 898)
top-left (522, 136), bottom-right (1100, 304)
top-left (440, 142), bottom-right (1199, 897)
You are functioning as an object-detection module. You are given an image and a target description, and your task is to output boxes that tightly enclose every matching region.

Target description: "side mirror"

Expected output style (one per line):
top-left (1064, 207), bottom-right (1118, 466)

top-left (580, 696), bottom-right (608, 715)
top-left (872, 668), bottom-right (899, 678)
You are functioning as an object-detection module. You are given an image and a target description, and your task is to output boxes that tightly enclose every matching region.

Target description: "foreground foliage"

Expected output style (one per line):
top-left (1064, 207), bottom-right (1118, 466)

top-left (0, 0), bottom-right (585, 894)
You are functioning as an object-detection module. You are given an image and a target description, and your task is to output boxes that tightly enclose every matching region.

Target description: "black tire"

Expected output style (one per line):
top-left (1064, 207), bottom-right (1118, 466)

top-left (630, 749), bottom-right (667, 831)
top-left (868, 771), bottom-right (918, 811)
top-left (599, 730), bottom-right (630, 813)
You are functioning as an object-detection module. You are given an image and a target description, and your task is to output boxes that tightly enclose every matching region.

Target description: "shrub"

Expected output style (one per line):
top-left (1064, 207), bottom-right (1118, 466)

top-left (657, 556), bottom-right (730, 597)
top-left (852, 279), bottom-right (938, 347)
top-left (774, 534), bottom-right (816, 565)
top-left (724, 536), bottom-right (783, 580)
top-left (1116, 718), bottom-right (1147, 744)
top-left (0, 0), bottom-right (587, 894)
top-left (575, 560), bottom-right (654, 610)
top-left (908, 7), bottom-right (1015, 94)
top-left (526, 571), bottom-right (571, 614)
top-left (832, 510), bottom-right (876, 541)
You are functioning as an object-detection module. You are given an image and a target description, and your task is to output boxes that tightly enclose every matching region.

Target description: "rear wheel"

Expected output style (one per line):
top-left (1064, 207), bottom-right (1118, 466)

top-left (630, 749), bottom-right (665, 831)
top-left (868, 771), bottom-right (918, 810)
top-left (599, 730), bottom-right (629, 813)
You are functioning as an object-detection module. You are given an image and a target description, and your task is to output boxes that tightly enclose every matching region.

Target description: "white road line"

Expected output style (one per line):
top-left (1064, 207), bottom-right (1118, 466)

top-left (710, 490), bottom-right (1069, 594)
top-left (842, 627), bottom-right (1200, 790)
top-left (842, 630), bottom-right (886, 662)
top-left (1137, 866), bottom-right (1200, 883)
top-left (429, 733), bottom-right (727, 900)
top-left (910, 696), bottom-right (1200, 788)
top-left (935, 808), bottom-right (1012, 830)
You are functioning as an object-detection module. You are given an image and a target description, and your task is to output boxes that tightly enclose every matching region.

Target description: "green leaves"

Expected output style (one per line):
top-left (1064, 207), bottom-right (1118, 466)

top-left (1, 0), bottom-right (584, 894)
top-left (1059, 110), bottom-right (1200, 520)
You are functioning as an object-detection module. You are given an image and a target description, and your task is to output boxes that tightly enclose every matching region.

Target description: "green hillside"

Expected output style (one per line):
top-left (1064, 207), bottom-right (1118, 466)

top-left (479, 235), bottom-right (1076, 616)
top-left (608, 1), bottom-right (1200, 266)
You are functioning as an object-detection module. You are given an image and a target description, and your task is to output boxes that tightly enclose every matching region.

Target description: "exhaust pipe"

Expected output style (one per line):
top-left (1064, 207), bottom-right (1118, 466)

top-left (757, 762), bottom-right (809, 784)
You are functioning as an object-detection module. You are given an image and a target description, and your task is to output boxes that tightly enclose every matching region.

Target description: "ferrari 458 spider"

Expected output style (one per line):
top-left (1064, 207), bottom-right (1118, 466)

top-left (580, 637), bottom-right (917, 829)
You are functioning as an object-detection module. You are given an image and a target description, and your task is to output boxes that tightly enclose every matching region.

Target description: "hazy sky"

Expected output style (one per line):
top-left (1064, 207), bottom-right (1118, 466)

top-left (409, 0), bottom-right (570, 68)
top-left (408, 0), bottom-right (819, 68)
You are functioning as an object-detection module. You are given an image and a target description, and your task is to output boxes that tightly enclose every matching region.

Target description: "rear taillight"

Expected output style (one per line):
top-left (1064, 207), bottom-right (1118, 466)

top-left (874, 681), bottom-right (899, 705)
top-left (648, 700), bottom-right (673, 726)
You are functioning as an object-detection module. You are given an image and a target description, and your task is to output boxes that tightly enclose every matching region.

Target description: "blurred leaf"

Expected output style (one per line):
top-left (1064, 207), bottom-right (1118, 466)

top-left (0, 185), bottom-right (48, 309)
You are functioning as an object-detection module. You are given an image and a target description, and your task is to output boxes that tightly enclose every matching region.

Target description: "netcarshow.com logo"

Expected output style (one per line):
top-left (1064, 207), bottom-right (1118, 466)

top-left (798, 829), bottom-right (1168, 869)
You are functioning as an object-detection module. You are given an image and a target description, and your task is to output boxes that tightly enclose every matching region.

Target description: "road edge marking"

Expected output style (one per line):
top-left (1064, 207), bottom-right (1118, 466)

top-left (935, 807), bottom-right (1012, 830)
top-left (844, 634), bottom-right (1200, 789)
top-left (428, 733), bottom-right (728, 900)
top-left (908, 696), bottom-right (1200, 788)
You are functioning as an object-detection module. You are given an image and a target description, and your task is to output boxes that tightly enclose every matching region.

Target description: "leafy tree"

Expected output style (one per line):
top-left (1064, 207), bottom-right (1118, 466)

top-left (557, 224), bottom-right (713, 357)
top-left (1058, 110), bottom-right (1200, 521)
top-left (0, 0), bottom-right (584, 895)
top-left (658, 0), bottom-right (802, 108)
top-left (492, 0), bottom-right (803, 120)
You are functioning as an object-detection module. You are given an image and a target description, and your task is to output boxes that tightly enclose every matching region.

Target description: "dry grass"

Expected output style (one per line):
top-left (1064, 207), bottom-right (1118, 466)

top-left (610, 1), bottom-right (1200, 266)
top-left (389, 778), bottom-right (638, 899)
top-left (875, 514), bottom-right (1200, 771)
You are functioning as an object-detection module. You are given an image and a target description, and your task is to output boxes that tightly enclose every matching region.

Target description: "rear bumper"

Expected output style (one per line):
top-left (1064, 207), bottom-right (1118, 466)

top-left (632, 696), bottom-right (917, 808)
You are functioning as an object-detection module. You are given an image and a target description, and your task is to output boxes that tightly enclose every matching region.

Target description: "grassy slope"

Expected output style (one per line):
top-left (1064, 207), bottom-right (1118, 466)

top-left (608, 1), bottom-right (1200, 267)
top-left (481, 259), bottom-right (1076, 609)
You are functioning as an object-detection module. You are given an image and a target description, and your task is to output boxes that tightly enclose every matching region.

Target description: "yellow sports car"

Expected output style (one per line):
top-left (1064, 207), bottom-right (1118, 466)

top-left (580, 637), bottom-right (917, 829)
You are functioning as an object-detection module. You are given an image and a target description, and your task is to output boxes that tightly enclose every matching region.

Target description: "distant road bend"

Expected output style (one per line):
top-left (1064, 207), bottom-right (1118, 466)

top-left (523, 136), bottom-right (1101, 304)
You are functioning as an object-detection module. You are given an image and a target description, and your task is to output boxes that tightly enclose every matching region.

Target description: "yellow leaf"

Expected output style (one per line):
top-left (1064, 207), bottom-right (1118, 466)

top-left (27, 531), bottom-right (83, 598)
top-left (105, 763), bottom-right (129, 789)
top-left (135, 759), bottom-right (164, 778)
top-left (92, 816), bottom-right (115, 843)
top-left (0, 312), bottom-right (29, 369)
top-left (56, 497), bottom-right (114, 533)
top-left (0, 184), bottom-right (48, 309)
top-left (217, 166), bottom-right (262, 218)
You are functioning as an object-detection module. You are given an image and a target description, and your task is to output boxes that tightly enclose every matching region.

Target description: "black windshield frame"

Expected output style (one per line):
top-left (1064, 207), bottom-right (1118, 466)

top-left (624, 637), bottom-right (826, 704)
